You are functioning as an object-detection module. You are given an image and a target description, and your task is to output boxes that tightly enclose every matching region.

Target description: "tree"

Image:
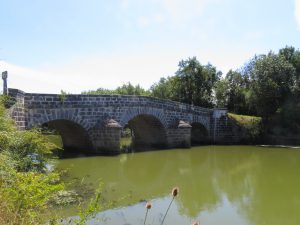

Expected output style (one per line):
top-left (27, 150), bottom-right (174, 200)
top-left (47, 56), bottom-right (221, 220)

top-left (247, 52), bottom-right (296, 119)
top-left (279, 46), bottom-right (300, 95)
top-left (214, 79), bottom-right (229, 108)
top-left (171, 57), bottom-right (221, 107)
top-left (225, 70), bottom-right (249, 114)
top-left (82, 82), bottom-right (150, 96)
top-left (150, 77), bottom-right (173, 99)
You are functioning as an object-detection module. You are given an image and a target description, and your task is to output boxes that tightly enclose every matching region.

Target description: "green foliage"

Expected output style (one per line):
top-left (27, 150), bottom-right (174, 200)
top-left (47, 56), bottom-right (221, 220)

top-left (0, 95), bottom-right (16, 132)
top-left (171, 57), bottom-right (221, 107)
top-left (150, 77), bottom-right (175, 100)
top-left (59, 90), bottom-right (67, 104)
top-left (75, 184), bottom-right (104, 225)
top-left (214, 79), bottom-right (229, 108)
top-left (151, 57), bottom-right (221, 107)
top-left (83, 82), bottom-right (150, 96)
top-left (228, 113), bottom-right (262, 143)
top-left (0, 130), bottom-right (57, 172)
top-left (0, 99), bottom-right (64, 224)
top-left (0, 94), bottom-right (17, 108)
top-left (247, 53), bottom-right (296, 119)
top-left (0, 153), bottom-right (64, 224)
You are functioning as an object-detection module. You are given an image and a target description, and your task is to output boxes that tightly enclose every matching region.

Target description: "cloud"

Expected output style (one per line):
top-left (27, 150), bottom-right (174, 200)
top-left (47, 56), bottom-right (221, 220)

top-left (1, 49), bottom-right (184, 94)
top-left (296, 0), bottom-right (300, 28)
top-left (1, 44), bottom-right (258, 94)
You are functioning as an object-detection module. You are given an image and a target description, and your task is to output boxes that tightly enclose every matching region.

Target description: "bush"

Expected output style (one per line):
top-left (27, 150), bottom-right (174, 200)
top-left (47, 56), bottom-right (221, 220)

top-left (0, 96), bottom-right (64, 224)
top-left (0, 153), bottom-right (63, 224)
top-left (0, 130), bottom-right (58, 172)
top-left (0, 96), bottom-right (15, 132)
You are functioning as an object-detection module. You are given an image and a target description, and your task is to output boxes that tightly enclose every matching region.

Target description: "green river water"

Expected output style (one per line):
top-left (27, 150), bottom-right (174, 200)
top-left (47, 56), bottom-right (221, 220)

top-left (54, 145), bottom-right (300, 225)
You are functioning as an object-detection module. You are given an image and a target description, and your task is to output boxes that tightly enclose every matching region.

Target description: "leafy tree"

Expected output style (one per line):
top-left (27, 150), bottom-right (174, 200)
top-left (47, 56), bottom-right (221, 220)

top-left (247, 52), bottom-right (296, 120)
top-left (115, 82), bottom-right (150, 96)
top-left (83, 82), bottom-right (150, 96)
top-left (225, 70), bottom-right (250, 114)
top-left (214, 79), bottom-right (229, 108)
top-left (171, 57), bottom-right (221, 107)
top-left (150, 77), bottom-right (173, 99)
top-left (279, 46), bottom-right (300, 95)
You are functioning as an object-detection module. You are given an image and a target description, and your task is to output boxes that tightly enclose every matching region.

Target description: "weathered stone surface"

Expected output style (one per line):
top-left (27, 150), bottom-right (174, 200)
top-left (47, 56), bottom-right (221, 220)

top-left (8, 88), bottom-right (238, 154)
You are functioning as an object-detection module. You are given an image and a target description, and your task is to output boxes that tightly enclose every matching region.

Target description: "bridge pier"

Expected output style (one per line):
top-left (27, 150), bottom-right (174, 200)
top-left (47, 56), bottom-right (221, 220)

top-left (166, 121), bottom-right (192, 148)
top-left (89, 119), bottom-right (122, 155)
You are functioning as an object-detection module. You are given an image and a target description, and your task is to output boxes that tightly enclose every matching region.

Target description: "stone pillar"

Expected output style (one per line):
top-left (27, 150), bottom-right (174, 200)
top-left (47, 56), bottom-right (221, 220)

top-left (2, 71), bottom-right (8, 95)
top-left (212, 108), bottom-right (228, 143)
top-left (177, 120), bottom-right (192, 148)
top-left (7, 88), bottom-right (26, 130)
top-left (91, 119), bottom-right (122, 155)
top-left (166, 120), bottom-right (192, 148)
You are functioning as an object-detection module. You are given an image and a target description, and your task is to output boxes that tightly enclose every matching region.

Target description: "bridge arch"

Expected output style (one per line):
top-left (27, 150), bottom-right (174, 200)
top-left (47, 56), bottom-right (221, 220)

top-left (120, 108), bottom-right (168, 128)
top-left (28, 109), bottom-right (92, 152)
top-left (42, 119), bottom-right (92, 152)
top-left (27, 109), bottom-right (90, 130)
top-left (124, 114), bottom-right (167, 150)
top-left (191, 115), bottom-right (210, 132)
top-left (191, 122), bottom-right (210, 145)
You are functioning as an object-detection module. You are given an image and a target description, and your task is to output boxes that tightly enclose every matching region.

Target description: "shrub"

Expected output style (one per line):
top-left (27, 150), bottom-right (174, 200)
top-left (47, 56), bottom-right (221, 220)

top-left (0, 153), bottom-right (63, 224)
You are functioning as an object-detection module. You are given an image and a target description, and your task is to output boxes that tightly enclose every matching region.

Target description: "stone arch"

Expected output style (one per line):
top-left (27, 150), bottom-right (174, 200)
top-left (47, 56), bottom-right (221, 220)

top-left (124, 113), bottom-right (168, 150)
top-left (28, 109), bottom-right (92, 152)
top-left (191, 115), bottom-right (210, 132)
top-left (191, 122), bottom-right (210, 145)
top-left (27, 109), bottom-right (89, 130)
top-left (120, 108), bottom-right (168, 128)
top-left (42, 119), bottom-right (92, 152)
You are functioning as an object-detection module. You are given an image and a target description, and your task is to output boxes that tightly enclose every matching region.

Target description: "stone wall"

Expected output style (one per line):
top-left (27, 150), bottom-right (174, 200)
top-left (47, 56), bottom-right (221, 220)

top-left (8, 89), bottom-right (26, 130)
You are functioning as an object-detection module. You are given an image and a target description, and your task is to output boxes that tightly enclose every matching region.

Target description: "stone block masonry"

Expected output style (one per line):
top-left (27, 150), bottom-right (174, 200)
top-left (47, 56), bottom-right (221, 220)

top-left (8, 88), bottom-right (238, 154)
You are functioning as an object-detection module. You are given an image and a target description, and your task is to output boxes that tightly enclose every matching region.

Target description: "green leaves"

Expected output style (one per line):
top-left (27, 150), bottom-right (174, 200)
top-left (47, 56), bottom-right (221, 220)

top-left (248, 52), bottom-right (296, 118)
top-left (151, 57), bottom-right (221, 107)
top-left (83, 82), bottom-right (150, 96)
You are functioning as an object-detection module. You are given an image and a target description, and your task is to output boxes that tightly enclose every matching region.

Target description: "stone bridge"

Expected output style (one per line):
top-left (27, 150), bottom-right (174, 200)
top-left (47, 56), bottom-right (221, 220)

top-left (8, 88), bottom-right (236, 154)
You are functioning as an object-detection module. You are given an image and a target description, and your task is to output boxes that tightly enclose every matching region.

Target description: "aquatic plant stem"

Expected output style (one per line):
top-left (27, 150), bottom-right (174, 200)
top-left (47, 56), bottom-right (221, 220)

top-left (160, 196), bottom-right (174, 225)
top-left (143, 209), bottom-right (149, 225)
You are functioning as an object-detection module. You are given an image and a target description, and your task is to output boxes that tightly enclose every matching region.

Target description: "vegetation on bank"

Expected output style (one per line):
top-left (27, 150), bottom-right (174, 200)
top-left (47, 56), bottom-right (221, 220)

top-left (228, 113), bottom-right (262, 144)
top-left (0, 96), bottom-right (65, 224)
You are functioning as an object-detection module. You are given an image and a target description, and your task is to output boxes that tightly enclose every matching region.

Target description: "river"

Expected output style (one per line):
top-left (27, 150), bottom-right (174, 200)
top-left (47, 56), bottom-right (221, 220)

top-left (53, 145), bottom-right (300, 225)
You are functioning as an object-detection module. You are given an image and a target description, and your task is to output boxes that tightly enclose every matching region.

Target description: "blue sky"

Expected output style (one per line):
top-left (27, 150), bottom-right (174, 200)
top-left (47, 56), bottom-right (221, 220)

top-left (1, 0), bottom-right (300, 93)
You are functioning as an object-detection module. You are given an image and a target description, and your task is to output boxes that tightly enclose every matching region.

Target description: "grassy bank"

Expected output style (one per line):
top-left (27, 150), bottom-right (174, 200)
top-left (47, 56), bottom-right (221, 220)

top-left (228, 113), bottom-right (262, 144)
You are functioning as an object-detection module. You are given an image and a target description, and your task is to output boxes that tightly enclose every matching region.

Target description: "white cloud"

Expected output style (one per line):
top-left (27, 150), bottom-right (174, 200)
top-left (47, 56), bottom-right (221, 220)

top-left (296, 0), bottom-right (300, 28)
top-left (1, 49), bottom-right (184, 94)
top-left (1, 45), bottom-right (258, 94)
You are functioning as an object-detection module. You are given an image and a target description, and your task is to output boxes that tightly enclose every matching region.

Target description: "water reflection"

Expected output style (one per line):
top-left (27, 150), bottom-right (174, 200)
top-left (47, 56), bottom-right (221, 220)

top-left (56, 146), bottom-right (300, 225)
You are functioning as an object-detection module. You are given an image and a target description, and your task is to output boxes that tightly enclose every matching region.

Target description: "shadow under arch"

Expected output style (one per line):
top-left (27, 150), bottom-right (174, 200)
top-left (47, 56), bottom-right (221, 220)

top-left (127, 114), bottom-right (167, 150)
top-left (191, 122), bottom-right (209, 145)
top-left (43, 119), bottom-right (92, 152)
